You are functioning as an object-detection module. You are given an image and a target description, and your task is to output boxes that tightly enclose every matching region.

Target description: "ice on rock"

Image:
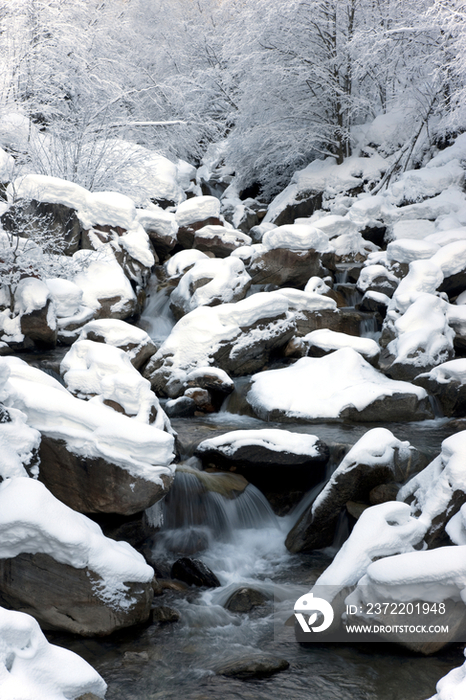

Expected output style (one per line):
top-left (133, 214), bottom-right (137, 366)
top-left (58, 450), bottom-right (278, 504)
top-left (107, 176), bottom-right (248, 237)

top-left (0, 606), bottom-right (106, 700)
top-left (247, 347), bottom-right (429, 422)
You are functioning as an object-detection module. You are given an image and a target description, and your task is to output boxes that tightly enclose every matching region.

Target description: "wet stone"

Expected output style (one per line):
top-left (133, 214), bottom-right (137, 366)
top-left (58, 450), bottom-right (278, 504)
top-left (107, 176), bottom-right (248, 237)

top-left (225, 587), bottom-right (269, 613)
top-left (171, 557), bottom-right (221, 588)
top-left (151, 605), bottom-right (181, 623)
top-left (214, 653), bottom-right (290, 679)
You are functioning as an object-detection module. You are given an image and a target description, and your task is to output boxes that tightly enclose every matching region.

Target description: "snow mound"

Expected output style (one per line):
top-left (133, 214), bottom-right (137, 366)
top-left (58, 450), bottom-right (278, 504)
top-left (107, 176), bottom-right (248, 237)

top-left (297, 328), bottom-right (379, 360)
top-left (0, 606), bottom-right (106, 700)
top-left (262, 224), bottom-right (331, 252)
top-left (196, 429), bottom-right (324, 458)
top-left (164, 249), bottom-right (209, 279)
top-left (175, 195), bottom-right (220, 227)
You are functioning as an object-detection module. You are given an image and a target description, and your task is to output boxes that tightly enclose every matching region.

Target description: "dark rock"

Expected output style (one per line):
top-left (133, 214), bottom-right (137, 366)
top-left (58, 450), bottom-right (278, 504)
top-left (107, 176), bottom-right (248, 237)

top-left (165, 396), bottom-right (197, 418)
top-left (268, 190), bottom-right (323, 226)
top-left (171, 557), bottom-right (220, 588)
top-left (346, 500), bottom-right (369, 519)
top-left (214, 653), bottom-right (289, 679)
top-left (414, 372), bottom-right (466, 417)
top-left (20, 298), bottom-right (57, 349)
top-left (246, 247), bottom-right (335, 288)
top-left (1, 200), bottom-right (83, 254)
top-left (369, 482), bottom-right (400, 505)
top-left (360, 225), bottom-right (386, 248)
top-left (0, 405), bottom-right (11, 423)
top-left (38, 436), bottom-right (173, 515)
top-left (184, 387), bottom-right (215, 413)
top-left (225, 587), bottom-right (269, 613)
top-left (192, 225), bottom-right (250, 258)
top-left (293, 307), bottom-right (363, 338)
top-left (151, 605), bottom-right (180, 623)
top-left (357, 293), bottom-right (388, 318)
top-left (177, 217), bottom-right (223, 249)
top-left (0, 552), bottom-right (152, 636)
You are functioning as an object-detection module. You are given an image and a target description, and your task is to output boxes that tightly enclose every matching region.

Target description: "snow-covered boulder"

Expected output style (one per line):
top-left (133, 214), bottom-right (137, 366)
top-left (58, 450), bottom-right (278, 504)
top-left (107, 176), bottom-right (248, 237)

top-left (192, 224), bottom-right (252, 258)
top-left (0, 606), bottom-right (106, 699)
top-left (1, 357), bottom-right (175, 515)
top-left (414, 359), bottom-right (466, 417)
top-left (427, 649), bottom-right (466, 699)
top-left (246, 347), bottom-right (432, 423)
top-left (383, 293), bottom-right (455, 381)
top-left (164, 248), bottom-right (210, 281)
top-left (398, 431), bottom-right (466, 548)
top-left (386, 238), bottom-right (440, 264)
top-left (175, 195), bottom-right (222, 248)
top-left (78, 318), bottom-right (156, 369)
top-left (432, 240), bottom-right (466, 298)
top-left (357, 264), bottom-right (399, 298)
top-left (14, 278), bottom-right (57, 348)
top-left (143, 292), bottom-right (298, 397)
top-left (286, 428), bottom-right (425, 553)
top-left (346, 546), bottom-right (466, 653)
top-left (309, 501), bottom-right (425, 604)
top-left (72, 249), bottom-right (137, 320)
top-left (195, 429), bottom-right (329, 512)
top-left (387, 161), bottom-right (465, 206)
top-left (60, 339), bottom-right (170, 429)
top-left (0, 478), bottom-right (154, 636)
top-left (169, 256), bottom-right (252, 319)
top-left (136, 206), bottom-right (178, 259)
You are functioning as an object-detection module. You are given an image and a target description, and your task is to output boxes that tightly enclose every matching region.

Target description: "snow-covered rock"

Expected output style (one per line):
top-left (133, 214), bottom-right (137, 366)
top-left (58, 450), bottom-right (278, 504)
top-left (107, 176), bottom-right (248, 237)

top-left (0, 477), bottom-right (154, 636)
top-left (136, 206), bottom-right (178, 259)
top-left (164, 249), bottom-right (210, 280)
top-left (286, 428), bottom-right (424, 553)
top-left (427, 649), bottom-right (466, 699)
top-left (195, 429), bottom-right (329, 510)
top-left (45, 278), bottom-right (83, 318)
top-left (398, 431), bottom-right (466, 548)
top-left (14, 278), bottom-right (57, 348)
top-left (357, 264), bottom-right (399, 297)
top-left (386, 238), bottom-right (440, 264)
top-left (169, 256), bottom-right (251, 319)
top-left (388, 161), bottom-right (465, 206)
top-left (0, 606), bottom-right (106, 700)
top-left (1, 356), bottom-right (175, 515)
top-left (247, 347), bottom-right (432, 423)
top-left (192, 224), bottom-right (252, 257)
top-left (175, 195), bottom-right (221, 228)
top-left (286, 328), bottom-right (379, 363)
top-left (78, 318), bottom-right (156, 369)
top-left (415, 359), bottom-right (466, 417)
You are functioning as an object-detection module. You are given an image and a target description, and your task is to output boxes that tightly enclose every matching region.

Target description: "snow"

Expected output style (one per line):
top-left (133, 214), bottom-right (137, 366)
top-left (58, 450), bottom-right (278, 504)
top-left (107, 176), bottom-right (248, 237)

top-left (0, 606), bottom-right (106, 700)
top-left (390, 262), bottom-right (444, 314)
top-left (136, 207), bottom-right (178, 240)
top-left (78, 319), bottom-right (155, 360)
top-left (388, 219), bottom-right (436, 241)
top-left (446, 504), bottom-right (466, 546)
top-left (45, 278), bottom-right (83, 318)
top-left (312, 502), bottom-right (425, 602)
top-left (312, 428), bottom-right (414, 515)
top-left (357, 264), bottom-right (399, 293)
top-left (262, 223), bottom-right (331, 252)
top-left (14, 278), bottom-right (52, 317)
top-left (175, 195), bottom-right (221, 227)
top-left (416, 359), bottom-right (466, 386)
top-left (330, 231), bottom-right (378, 260)
top-left (304, 277), bottom-right (331, 294)
top-left (311, 214), bottom-right (359, 238)
top-left (387, 293), bottom-right (454, 369)
top-left (72, 249), bottom-right (136, 313)
top-left (164, 249), bottom-right (209, 279)
top-left (431, 240), bottom-right (466, 278)
top-left (398, 431), bottom-right (466, 530)
top-left (427, 133), bottom-right (466, 169)
top-left (271, 288), bottom-right (336, 312)
top-left (397, 187), bottom-right (466, 223)
top-left (388, 161), bottom-right (465, 206)
top-left (426, 227), bottom-right (466, 247)
top-left (196, 428), bottom-right (324, 458)
top-left (9, 174), bottom-right (140, 231)
top-left (264, 154), bottom-right (387, 224)
top-left (169, 256), bottom-right (251, 314)
top-left (1, 356), bottom-right (175, 481)
top-left (0, 146), bottom-right (14, 181)
top-left (0, 478), bottom-right (154, 606)
top-left (194, 224), bottom-right (252, 247)
top-left (246, 347), bottom-right (427, 421)
top-left (298, 328), bottom-right (380, 360)
top-left (0, 364), bottom-right (41, 480)
top-left (119, 226), bottom-right (155, 268)
top-left (427, 650), bottom-right (466, 700)
top-left (386, 238), bottom-right (440, 264)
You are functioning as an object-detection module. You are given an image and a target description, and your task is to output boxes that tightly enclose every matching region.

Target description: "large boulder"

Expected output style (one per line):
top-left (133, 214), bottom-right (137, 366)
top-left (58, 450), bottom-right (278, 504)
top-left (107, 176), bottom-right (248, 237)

top-left (77, 318), bottom-right (156, 370)
top-left (286, 428), bottom-right (427, 553)
top-left (0, 478), bottom-right (154, 636)
top-left (15, 278), bottom-right (57, 348)
top-left (192, 224), bottom-right (252, 258)
top-left (414, 359), bottom-right (466, 417)
top-left (246, 348), bottom-right (433, 423)
top-left (175, 195), bottom-right (222, 248)
top-left (1, 357), bottom-right (175, 515)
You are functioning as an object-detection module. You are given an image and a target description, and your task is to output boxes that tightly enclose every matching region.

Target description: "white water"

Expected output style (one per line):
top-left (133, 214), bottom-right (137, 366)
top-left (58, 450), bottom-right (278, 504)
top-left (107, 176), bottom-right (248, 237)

top-left (139, 275), bottom-right (176, 343)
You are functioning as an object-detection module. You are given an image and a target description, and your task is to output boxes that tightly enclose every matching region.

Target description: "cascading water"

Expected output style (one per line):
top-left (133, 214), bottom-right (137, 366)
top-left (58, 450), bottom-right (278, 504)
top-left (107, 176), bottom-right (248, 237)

top-left (139, 275), bottom-right (176, 343)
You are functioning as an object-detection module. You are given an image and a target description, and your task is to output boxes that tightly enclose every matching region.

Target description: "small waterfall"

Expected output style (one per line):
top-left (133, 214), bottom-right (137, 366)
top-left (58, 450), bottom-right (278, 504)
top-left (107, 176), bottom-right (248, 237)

top-left (154, 464), bottom-right (278, 556)
top-left (139, 276), bottom-right (176, 343)
top-left (359, 314), bottom-right (380, 340)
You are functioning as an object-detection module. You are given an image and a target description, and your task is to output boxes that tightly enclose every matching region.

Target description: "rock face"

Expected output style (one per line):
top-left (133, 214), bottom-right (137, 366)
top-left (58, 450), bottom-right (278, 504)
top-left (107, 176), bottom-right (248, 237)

top-left (195, 429), bottom-right (329, 512)
top-left (170, 557), bottom-right (221, 588)
top-left (286, 428), bottom-right (426, 553)
top-left (39, 436), bottom-right (173, 515)
top-left (246, 247), bottom-right (334, 287)
top-left (0, 552), bottom-right (153, 636)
